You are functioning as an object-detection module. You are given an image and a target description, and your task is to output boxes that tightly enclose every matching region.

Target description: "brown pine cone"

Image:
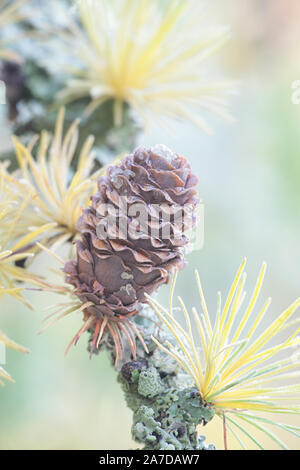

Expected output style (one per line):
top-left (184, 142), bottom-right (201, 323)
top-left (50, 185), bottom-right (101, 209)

top-left (64, 145), bottom-right (199, 362)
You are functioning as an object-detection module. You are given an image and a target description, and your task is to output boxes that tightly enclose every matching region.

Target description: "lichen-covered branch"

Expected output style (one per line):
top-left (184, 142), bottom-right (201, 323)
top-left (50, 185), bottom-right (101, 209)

top-left (92, 306), bottom-right (216, 451)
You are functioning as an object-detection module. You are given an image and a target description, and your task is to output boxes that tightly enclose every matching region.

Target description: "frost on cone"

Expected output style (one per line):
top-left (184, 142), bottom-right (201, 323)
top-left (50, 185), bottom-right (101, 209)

top-left (64, 145), bottom-right (199, 362)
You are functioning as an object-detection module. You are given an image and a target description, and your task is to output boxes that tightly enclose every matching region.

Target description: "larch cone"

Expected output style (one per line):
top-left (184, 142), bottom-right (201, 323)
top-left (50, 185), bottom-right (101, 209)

top-left (64, 145), bottom-right (200, 363)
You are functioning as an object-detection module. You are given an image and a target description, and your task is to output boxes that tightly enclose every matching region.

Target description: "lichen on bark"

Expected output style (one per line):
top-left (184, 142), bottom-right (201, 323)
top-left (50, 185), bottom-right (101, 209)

top-left (91, 305), bottom-right (215, 450)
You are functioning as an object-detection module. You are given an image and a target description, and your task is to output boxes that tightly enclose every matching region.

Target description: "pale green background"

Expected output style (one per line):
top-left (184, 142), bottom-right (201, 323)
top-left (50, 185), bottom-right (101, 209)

top-left (1, 0), bottom-right (300, 450)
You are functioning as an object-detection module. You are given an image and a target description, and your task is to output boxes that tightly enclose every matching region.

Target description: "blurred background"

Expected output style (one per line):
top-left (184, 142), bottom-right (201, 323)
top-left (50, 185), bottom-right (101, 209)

top-left (1, 0), bottom-right (300, 450)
